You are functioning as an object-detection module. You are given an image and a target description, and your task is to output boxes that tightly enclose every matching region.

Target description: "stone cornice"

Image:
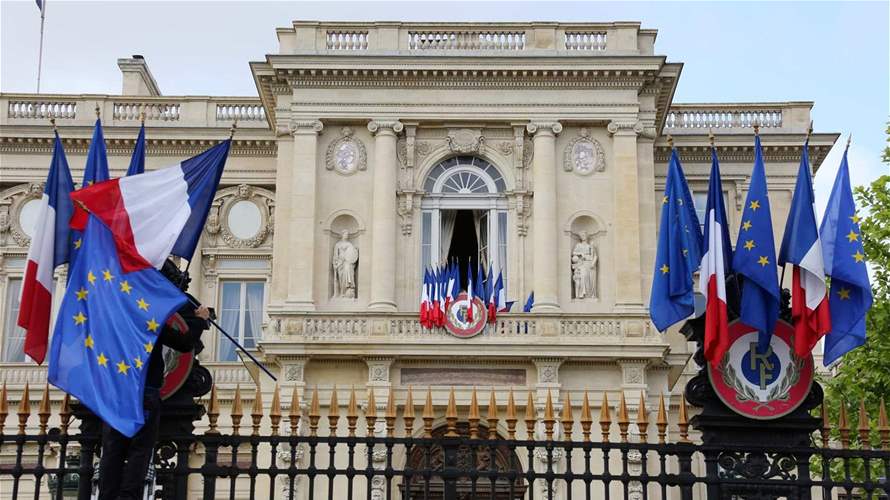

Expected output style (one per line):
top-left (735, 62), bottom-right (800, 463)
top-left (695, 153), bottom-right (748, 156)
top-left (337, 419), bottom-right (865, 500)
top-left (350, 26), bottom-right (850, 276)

top-left (654, 143), bottom-right (836, 167)
top-left (0, 136), bottom-right (276, 157)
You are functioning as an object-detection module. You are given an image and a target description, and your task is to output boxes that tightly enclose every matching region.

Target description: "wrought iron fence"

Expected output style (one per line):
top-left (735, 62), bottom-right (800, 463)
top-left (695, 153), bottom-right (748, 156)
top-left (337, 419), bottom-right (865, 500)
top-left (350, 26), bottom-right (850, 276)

top-left (0, 383), bottom-right (888, 499)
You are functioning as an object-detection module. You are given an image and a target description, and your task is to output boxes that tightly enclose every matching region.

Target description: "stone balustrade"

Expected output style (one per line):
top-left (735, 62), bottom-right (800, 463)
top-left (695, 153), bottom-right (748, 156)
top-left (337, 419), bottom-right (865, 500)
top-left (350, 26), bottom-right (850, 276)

top-left (271, 312), bottom-right (656, 344)
top-left (1, 95), bottom-right (270, 129)
top-left (277, 21), bottom-right (651, 54)
top-left (664, 102), bottom-right (814, 133)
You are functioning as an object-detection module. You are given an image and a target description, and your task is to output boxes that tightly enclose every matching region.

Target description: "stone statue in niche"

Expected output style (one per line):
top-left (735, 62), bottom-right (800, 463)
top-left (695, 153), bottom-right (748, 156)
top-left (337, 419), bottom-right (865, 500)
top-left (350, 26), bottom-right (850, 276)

top-left (571, 230), bottom-right (600, 299)
top-left (332, 230), bottom-right (359, 298)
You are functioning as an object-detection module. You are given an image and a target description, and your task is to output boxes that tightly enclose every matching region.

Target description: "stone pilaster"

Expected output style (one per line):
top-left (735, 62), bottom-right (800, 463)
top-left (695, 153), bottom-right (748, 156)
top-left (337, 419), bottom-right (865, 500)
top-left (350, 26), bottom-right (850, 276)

top-left (367, 120), bottom-right (403, 311)
top-left (526, 121), bottom-right (562, 312)
top-left (607, 120), bottom-right (644, 310)
top-left (286, 120), bottom-right (323, 311)
top-left (269, 131), bottom-right (293, 305)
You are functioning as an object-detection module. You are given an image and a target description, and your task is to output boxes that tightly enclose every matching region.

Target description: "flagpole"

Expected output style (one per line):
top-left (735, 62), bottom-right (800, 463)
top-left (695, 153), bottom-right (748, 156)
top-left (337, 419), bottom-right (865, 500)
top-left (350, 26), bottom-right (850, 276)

top-left (36, 1), bottom-right (46, 93)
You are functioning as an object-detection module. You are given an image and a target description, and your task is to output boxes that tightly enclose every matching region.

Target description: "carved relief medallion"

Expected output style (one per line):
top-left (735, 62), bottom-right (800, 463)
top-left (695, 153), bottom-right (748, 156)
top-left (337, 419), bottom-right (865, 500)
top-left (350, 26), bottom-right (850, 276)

top-left (326, 127), bottom-right (367, 175)
top-left (563, 129), bottom-right (605, 175)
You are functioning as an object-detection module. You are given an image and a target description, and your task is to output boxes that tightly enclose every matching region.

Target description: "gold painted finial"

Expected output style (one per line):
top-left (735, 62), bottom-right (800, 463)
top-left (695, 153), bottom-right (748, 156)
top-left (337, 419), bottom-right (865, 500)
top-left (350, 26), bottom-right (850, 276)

top-left (0, 382), bottom-right (9, 435)
top-left (308, 386), bottom-right (320, 437)
top-left (637, 391), bottom-right (649, 442)
top-left (365, 387), bottom-right (377, 434)
top-left (422, 387), bottom-right (434, 438)
top-left (346, 386), bottom-right (358, 437)
top-left (269, 385), bottom-right (282, 436)
top-left (94, 105), bottom-right (100, 119)
top-left (524, 390), bottom-right (537, 439)
top-left (50, 118), bottom-right (57, 131)
top-left (385, 389), bottom-right (396, 438)
top-left (328, 385), bottom-right (340, 435)
top-left (656, 394), bottom-right (668, 444)
top-left (17, 382), bottom-right (30, 435)
top-left (505, 388), bottom-right (518, 439)
top-left (879, 397), bottom-right (890, 451)
top-left (617, 392), bottom-right (630, 443)
top-left (753, 118), bottom-right (760, 136)
top-left (580, 391), bottom-right (593, 443)
top-left (487, 388), bottom-right (499, 439)
top-left (229, 120), bottom-right (238, 139)
top-left (445, 387), bottom-right (458, 437)
top-left (820, 401), bottom-right (830, 448)
top-left (251, 384), bottom-right (264, 436)
top-left (403, 387), bottom-right (415, 437)
top-left (231, 384), bottom-right (243, 436)
top-left (561, 391), bottom-right (574, 442)
top-left (599, 392), bottom-right (612, 443)
top-left (468, 387), bottom-right (480, 439)
top-left (59, 393), bottom-right (72, 435)
top-left (678, 394), bottom-right (691, 443)
top-left (140, 109), bottom-right (146, 125)
top-left (206, 384), bottom-right (220, 434)
top-left (708, 128), bottom-right (715, 148)
top-left (543, 390), bottom-right (555, 441)
top-left (288, 386), bottom-right (301, 436)
top-left (839, 400), bottom-right (851, 449)
top-left (858, 399), bottom-right (871, 450)
top-left (38, 384), bottom-right (51, 436)
top-left (806, 120), bottom-right (813, 141)
top-left (667, 134), bottom-right (674, 149)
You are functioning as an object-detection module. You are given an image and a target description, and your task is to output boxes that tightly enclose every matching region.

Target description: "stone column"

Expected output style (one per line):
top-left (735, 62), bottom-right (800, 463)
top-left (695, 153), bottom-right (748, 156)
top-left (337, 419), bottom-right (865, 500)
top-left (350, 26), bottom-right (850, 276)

top-left (286, 120), bottom-right (324, 311)
top-left (526, 121), bottom-right (562, 312)
top-left (367, 120), bottom-right (403, 311)
top-left (608, 120), bottom-right (644, 309)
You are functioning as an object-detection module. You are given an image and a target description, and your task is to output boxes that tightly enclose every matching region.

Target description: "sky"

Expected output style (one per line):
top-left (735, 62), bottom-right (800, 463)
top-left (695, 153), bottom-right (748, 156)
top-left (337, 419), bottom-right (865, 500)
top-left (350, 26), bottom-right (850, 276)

top-left (1, 0), bottom-right (888, 211)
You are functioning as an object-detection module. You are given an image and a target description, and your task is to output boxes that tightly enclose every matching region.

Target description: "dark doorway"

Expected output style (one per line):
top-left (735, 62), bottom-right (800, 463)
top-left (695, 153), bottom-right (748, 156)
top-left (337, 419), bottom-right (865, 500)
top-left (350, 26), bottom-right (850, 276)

top-left (446, 210), bottom-right (478, 292)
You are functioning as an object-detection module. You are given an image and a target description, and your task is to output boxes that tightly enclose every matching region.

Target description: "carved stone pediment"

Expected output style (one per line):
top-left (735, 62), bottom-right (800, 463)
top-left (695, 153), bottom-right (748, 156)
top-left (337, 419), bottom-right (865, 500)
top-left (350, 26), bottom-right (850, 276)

top-left (446, 128), bottom-right (484, 154)
top-left (563, 128), bottom-right (605, 175)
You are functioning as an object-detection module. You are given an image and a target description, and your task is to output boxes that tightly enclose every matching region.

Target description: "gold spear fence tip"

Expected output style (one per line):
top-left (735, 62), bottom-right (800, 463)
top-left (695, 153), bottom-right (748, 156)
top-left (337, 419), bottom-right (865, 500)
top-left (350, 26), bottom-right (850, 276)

top-left (270, 385), bottom-right (281, 436)
top-left (656, 393), bottom-right (668, 445)
top-left (251, 384), bottom-right (264, 436)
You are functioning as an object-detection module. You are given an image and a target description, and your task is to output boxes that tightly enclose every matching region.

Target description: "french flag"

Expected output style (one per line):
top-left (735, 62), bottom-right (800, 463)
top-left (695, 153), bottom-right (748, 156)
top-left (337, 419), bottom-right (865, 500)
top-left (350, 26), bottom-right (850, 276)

top-left (18, 131), bottom-right (75, 364)
top-left (778, 140), bottom-right (831, 356)
top-left (419, 269), bottom-right (431, 328)
top-left (70, 140), bottom-right (230, 272)
top-left (495, 271), bottom-right (507, 313)
top-left (466, 263), bottom-right (475, 323)
top-left (700, 146), bottom-right (733, 365)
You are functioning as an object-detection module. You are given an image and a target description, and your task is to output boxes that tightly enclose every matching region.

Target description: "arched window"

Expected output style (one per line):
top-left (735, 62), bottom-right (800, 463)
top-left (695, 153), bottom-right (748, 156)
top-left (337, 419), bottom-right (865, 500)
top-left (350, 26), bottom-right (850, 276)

top-left (420, 156), bottom-right (509, 294)
top-left (423, 156), bottom-right (506, 194)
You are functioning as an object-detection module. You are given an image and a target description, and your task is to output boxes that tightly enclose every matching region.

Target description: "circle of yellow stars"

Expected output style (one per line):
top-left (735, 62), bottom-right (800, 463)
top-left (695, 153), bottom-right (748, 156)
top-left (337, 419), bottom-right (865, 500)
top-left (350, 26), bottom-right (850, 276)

top-left (72, 266), bottom-right (159, 376)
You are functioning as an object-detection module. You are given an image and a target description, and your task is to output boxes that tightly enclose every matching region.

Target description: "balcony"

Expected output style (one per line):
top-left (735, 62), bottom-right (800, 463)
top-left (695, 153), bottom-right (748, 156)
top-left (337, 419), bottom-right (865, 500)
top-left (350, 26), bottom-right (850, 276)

top-left (664, 102), bottom-right (814, 134)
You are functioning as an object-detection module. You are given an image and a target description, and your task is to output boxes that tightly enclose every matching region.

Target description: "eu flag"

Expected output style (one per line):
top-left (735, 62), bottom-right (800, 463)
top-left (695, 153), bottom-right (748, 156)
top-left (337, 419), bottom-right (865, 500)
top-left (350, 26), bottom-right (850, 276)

top-left (47, 215), bottom-right (186, 437)
top-left (70, 118), bottom-right (111, 270)
top-left (649, 148), bottom-right (703, 331)
top-left (820, 145), bottom-right (873, 365)
top-left (732, 135), bottom-right (781, 349)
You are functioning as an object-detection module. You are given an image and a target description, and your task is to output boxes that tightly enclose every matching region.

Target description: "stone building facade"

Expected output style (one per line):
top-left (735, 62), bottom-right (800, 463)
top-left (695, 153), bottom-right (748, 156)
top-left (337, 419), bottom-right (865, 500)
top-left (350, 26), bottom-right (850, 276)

top-left (0, 21), bottom-right (837, 498)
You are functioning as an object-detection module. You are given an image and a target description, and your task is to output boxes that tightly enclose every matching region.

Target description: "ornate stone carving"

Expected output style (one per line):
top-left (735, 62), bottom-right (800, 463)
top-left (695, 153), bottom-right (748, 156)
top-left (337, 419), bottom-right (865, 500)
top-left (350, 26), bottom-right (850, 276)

top-left (397, 193), bottom-right (416, 236)
top-left (0, 182), bottom-right (45, 247)
top-left (204, 184), bottom-right (275, 249)
top-left (365, 358), bottom-right (394, 383)
top-left (445, 128), bottom-right (484, 153)
top-left (497, 141), bottom-right (513, 156)
top-left (289, 119), bottom-right (324, 135)
top-left (367, 120), bottom-right (404, 135)
top-left (563, 128), bottom-right (605, 175)
top-left (522, 137), bottom-right (534, 168)
top-left (533, 358), bottom-right (564, 384)
top-left (415, 141), bottom-right (432, 159)
top-left (571, 230), bottom-right (603, 300)
top-left (325, 127), bottom-right (367, 175)
top-left (331, 230), bottom-right (358, 299)
top-left (607, 120), bottom-right (644, 136)
top-left (514, 194), bottom-right (530, 237)
top-left (526, 121), bottom-right (563, 136)
top-left (620, 361), bottom-right (648, 388)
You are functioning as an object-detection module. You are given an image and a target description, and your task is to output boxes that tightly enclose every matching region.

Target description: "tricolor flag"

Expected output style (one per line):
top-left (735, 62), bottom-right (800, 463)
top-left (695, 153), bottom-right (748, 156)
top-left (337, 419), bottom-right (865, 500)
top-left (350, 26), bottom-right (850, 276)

top-left (495, 271), bottom-right (507, 313)
top-left (487, 265), bottom-right (496, 322)
top-left (523, 291), bottom-right (534, 313)
top-left (419, 269), bottom-right (430, 327)
top-left (126, 122), bottom-right (146, 176)
top-left (732, 134), bottom-right (780, 350)
top-left (70, 140), bottom-right (231, 271)
top-left (18, 130), bottom-right (75, 364)
top-left (778, 139), bottom-right (831, 357)
top-left (466, 263), bottom-right (475, 322)
top-left (700, 145), bottom-right (733, 365)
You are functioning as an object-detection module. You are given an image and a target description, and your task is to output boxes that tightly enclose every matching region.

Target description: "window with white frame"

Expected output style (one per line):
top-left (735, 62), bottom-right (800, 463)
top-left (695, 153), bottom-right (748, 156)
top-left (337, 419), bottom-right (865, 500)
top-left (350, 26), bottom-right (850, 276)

top-left (692, 191), bottom-right (708, 231)
top-left (3, 278), bottom-right (25, 362)
top-left (217, 281), bottom-right (265, 362)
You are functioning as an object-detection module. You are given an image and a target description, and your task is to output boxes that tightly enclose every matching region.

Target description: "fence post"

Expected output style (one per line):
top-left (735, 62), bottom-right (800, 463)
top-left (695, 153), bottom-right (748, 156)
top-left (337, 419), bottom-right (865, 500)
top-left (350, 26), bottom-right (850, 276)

top-left (676, 442), bottom-right (696, 500)
top-left (72, 404), bottom-right (101, 500)
top-left (441, 435), bottom-right (461, 500)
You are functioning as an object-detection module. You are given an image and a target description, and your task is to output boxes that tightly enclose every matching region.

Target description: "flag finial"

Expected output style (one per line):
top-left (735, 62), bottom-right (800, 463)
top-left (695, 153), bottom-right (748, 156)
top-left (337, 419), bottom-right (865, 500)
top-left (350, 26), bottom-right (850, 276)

top-left (49, 118), bottom-right (57, 132)
top-left (229, 120), bottom-right (238, 139)
top-left (708, 128), bottom-right (715, 148)
top-left (667, 134), bottom-right (674, 148)
top-left (806, 121), bottom-right (813, 141)
top-left (753, 118), bottom-right (760, 136)
top-left (95, 105), bottom-right (100, 119)
top-left (846, 134), bottom-right (852, 149)
top-left (140, 110), bottom-right (146, 125)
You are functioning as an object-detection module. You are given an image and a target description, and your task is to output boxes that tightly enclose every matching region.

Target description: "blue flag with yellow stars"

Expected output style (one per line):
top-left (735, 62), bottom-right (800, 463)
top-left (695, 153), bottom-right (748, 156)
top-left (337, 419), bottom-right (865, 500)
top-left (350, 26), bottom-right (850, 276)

top-left (70, 118), bottom-right (111, 272)
top-left (649, 148), bottom-right (703, 331)
top-left (47, 215), bottom-right (186, 437)
top-left (732, 135), bottom-right (781, 349)
top-left (820, 144), bottom-right (873, 365)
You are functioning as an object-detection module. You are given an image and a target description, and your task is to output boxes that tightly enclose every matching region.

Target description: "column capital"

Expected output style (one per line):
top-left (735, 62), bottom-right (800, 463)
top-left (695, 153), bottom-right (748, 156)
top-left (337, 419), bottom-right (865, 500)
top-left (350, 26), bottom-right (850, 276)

top-left (526, 121), bottom-right (562, 136)
top-left (607, 120), bottom-right (644, 137)
top-left (367, 119), bottom-right (404, 135)
top-left (289, 119), bottom-right (324, 135)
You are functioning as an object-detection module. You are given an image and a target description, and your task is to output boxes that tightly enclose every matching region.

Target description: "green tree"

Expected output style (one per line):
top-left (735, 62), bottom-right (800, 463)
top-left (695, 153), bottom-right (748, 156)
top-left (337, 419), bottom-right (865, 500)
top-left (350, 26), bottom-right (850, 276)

top-left (817, 125), bottom-right (890, 482)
